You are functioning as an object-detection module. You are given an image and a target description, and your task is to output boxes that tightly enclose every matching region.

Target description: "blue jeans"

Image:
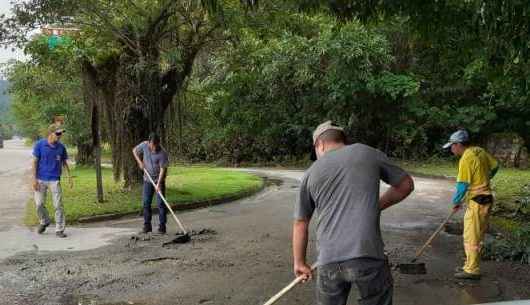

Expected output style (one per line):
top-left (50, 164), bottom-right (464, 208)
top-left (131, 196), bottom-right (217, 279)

top-left (142, 180), bottom-right (167, 230)
top-left (317, 258), bottom-right (393, 305)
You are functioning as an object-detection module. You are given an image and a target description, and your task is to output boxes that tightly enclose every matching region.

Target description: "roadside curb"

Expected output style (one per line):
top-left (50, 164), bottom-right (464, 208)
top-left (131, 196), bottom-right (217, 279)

top-left (77, 180), bottom-right (265, 224)
top-left (409, 171), bottom-right (456, 181)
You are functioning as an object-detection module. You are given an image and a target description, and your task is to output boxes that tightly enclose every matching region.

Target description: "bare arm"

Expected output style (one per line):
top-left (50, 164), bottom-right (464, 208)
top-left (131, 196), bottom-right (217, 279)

top-left (379, 175), bottom-right (414, 210)
top-left (156, 167), bottom-right (167, 192)
top-left (63, 159), bottom-right (73, 188)
top-left (293, 219), bottom-right (312, 280)
top-left (132, 147), bottom-right (144, 170)
top-left (32, 158), bottom-right (39, 191)
top-left (63, 159), bottom-right (71, 177)
top-left (158, 167), bottom-right (166, 182)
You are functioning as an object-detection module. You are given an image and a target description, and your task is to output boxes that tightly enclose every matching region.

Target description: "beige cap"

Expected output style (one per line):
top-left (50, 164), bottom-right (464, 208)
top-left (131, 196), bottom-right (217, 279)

top-left (47, 123), bottom-right (65, 134)
top-left (312, 120), bottom-right (344, 144)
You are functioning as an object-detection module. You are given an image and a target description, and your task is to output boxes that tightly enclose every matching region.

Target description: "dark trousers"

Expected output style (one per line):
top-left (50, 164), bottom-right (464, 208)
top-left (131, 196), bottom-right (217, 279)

top-left (317, 258), bottom-right (393, 305)
top-left (142, 180), bottom-right (167, 230)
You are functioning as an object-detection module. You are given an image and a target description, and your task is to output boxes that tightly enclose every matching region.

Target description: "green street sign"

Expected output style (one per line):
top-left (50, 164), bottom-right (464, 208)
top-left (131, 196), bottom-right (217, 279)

top-left (47, 35), bottom-right (72, 50)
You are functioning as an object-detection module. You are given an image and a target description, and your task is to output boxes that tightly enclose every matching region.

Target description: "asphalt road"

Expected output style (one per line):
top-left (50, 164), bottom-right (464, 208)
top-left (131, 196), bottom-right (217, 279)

top-left (0, 139), bottom-right (528, 305)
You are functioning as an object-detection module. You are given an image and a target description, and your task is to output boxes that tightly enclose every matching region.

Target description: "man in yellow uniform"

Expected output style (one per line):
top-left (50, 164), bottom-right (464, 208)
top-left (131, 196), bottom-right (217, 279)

top-left (443, 130), bottom-right (499, 280)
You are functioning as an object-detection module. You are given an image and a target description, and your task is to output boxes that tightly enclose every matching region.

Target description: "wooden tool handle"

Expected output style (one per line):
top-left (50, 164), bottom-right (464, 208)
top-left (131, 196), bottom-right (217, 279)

top-left (144, 169), bottom-right (187, 234)
top-left (262, 264), bottom-right (317, 305)
top-left (414, 209), bottom-right (456, 259)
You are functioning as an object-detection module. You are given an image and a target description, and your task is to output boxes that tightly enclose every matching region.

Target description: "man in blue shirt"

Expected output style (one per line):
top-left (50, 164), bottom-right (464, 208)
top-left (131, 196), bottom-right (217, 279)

top-left (32, 123), bottom-right (72, 238)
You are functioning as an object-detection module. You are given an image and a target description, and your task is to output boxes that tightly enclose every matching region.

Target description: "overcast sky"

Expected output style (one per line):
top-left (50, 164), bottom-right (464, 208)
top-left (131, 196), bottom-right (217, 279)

top-left (0, 1), bottom-right (26, 65)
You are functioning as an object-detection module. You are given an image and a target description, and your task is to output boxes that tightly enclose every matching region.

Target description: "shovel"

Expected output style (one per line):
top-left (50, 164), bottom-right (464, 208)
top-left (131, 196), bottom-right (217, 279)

top-left (397, 209), bottom-right (457, 274)
top-left (144, 169), bottom-right (191, 243)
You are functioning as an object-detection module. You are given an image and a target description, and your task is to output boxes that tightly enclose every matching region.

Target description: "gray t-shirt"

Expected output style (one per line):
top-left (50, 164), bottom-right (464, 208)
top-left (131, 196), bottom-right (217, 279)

top-left (134, 141), bottom-right (169, 182)
top-left (294, 143), bottom-right (408, 266)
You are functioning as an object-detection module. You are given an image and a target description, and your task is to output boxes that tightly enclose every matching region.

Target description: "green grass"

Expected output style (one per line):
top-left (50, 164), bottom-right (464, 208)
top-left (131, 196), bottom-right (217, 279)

top-left (398, 159), bottom-right (458, 178)
top-left (25, 166), bottom-right (263, 225)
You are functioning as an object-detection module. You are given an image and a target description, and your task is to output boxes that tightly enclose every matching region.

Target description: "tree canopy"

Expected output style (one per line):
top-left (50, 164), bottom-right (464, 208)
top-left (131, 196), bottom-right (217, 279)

top-left (1, 0), bottom-right (528, 168)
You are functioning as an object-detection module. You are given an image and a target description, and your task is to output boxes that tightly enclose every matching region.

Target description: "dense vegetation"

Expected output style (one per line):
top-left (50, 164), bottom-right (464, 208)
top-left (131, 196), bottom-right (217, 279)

top-left (0, 79), bottom-right (15, 139)
top-left (1, 1), bottom-right (529, 166)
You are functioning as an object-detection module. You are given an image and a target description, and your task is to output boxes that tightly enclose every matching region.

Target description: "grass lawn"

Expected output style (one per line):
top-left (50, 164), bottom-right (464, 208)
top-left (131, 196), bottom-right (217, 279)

top-left (25, 166), bottom-right (263, 225)
top-left (398, 159), bottom-right (458, 178)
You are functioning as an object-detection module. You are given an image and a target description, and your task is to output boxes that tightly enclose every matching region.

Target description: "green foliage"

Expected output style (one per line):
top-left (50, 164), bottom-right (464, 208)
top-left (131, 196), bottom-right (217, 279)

top-left (0, 80), bottom-right (10, 110)
top-left (483, 225), bottom-right (530, 265)
top-left (3, 0), bottom-right (530, 166)
top-left (173, 4), bottom-right (530, 162)
top-left (7, 36), bottom-right (89, 146)
top-left (24, 165), bottom-right (263, 224)
top-left (191, 14), bottom-right (420, 162)
top-left (0, 79), bottom-right (16, 139)
top-left (289, 1), bottom-right (530, 151)
top-left (513, 184), bottom-right (530, 216)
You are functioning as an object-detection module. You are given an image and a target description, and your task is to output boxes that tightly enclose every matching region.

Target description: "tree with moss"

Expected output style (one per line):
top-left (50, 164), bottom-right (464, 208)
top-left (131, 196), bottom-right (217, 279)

top-left (1, 0), bottom-right (247, 186)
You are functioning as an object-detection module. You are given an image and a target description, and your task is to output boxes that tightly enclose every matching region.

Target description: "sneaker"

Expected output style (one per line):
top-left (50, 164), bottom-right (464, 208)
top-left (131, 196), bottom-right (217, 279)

top-left (455, 266), bottom-right (464, 273)
top-left (454, 271), bottom-right (481, 280)
top-left (37, 223), bottom-right (50, 234)
top-left (56, 231), bottom-right (67, 238)
top-left (157, 225), bottom-right (166, 235)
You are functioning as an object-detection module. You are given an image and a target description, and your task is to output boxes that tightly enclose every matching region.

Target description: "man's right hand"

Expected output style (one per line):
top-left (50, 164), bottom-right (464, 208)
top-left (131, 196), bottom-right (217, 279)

top-left (452, 204), bottom-right (462, 212)
top-left (294, 262), bottom-right (313, 282)
top-left (32, 179), bottom-right (39, 191)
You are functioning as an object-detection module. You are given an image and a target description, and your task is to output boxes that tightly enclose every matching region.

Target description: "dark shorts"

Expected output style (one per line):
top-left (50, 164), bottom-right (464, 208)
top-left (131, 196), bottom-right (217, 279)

top-left (317, 258), bottom-right (393, 305)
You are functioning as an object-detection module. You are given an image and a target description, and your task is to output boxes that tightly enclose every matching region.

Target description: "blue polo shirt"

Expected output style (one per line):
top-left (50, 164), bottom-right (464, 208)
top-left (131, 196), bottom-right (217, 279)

top-left (32, 139), bottom-right (68, 181)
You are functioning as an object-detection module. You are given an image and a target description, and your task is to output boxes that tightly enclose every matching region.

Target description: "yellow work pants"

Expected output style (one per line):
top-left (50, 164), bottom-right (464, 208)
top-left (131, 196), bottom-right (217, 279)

top-left (463, 199), bottom-right (492, 274)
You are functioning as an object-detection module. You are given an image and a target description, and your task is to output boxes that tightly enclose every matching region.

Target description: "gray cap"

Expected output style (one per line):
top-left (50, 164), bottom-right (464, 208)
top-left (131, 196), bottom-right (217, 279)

top-left (312, 120), bottom-right (344, 144)
top-left (442, 130), bottom-right (469, 149)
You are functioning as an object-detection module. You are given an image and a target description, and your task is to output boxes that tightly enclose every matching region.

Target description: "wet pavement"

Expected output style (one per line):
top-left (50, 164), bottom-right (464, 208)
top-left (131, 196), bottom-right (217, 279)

top-left (0, 144), bottom-right (529, 305)
top-left (0, 138), bottom-right (32, 230)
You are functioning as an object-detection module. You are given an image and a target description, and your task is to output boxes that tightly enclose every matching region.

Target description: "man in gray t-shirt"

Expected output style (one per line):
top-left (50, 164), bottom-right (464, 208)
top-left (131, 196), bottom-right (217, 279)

top-left (293, 121), bottom-right (414, 305)
top-left (133, 133), bottom-right (169, 234)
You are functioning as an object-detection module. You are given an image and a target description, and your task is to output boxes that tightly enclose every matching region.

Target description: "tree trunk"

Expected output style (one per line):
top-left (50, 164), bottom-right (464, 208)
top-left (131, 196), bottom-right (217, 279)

top-left (114, 55), bottom-right (166, 188)
top-left (101, 46), bottom-right (197, 187)
top-left (92, 98), bottom-right (104, 203)
top-left (75, 143), bottom-right (94, 165)
top-left (177, 94), bottom-right (183, 154)
top-left (82, 61), bottom-right (105, 202)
